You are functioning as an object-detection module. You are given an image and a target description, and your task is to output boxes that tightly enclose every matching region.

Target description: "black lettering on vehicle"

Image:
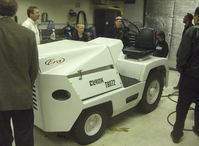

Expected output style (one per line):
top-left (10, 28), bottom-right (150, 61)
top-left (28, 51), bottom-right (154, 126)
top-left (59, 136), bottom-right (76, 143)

top-left (105, 80), bottom-right (116, 88)
top-left (89, 78), bottom-right (104, 86)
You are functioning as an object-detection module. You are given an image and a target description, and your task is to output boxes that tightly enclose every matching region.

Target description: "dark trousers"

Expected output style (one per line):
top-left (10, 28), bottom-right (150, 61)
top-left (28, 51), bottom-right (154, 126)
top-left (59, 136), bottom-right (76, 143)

top-left (173, 74), bottom-right (199, 135)
top-left (0, 109), bottom-right (34, 146)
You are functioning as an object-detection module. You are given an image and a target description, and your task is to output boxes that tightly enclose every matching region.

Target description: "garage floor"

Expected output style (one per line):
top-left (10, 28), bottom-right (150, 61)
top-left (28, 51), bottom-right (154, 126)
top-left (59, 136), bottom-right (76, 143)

top-left (14, 70), bottom-right (199, 146)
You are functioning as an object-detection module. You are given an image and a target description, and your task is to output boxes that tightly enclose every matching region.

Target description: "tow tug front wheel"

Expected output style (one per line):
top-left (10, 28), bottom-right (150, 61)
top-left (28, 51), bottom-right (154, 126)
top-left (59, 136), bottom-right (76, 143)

top-left (71, 109), bottom-right (108, 145)
top-left (138, 71), bottom-right (164, 113)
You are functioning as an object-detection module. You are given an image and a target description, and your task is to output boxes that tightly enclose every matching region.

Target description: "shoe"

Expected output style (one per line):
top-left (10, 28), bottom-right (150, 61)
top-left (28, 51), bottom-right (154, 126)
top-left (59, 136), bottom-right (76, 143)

top-left (193, 126), bottom-right (199, 136)
top-left (170, 131), bottom-right (183, 143)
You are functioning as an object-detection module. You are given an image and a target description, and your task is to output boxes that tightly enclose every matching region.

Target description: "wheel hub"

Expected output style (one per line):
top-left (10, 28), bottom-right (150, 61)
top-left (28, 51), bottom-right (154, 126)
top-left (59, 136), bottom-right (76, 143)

top-left (146, 80), bottom-right (160, 104)
top-left (84, 113), bottom-right (102, 136)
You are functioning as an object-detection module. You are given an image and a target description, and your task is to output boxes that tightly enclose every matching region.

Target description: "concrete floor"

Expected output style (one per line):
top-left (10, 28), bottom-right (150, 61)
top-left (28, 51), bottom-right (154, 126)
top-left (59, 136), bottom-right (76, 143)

top-left (14, 70), bottom-right (199, 146)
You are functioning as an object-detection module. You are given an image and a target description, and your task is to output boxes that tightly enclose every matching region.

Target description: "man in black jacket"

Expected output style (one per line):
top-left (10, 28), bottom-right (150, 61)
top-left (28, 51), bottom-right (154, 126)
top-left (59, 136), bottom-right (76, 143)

top-left (173, 13), bottom-right (194, 89)
top-left (105, 16), bottom-right (129, 47)
top-left (0, 0), bottom-right (38, 146)
top-left (182, 13), bottom-right (194, 36)
top-left (171, 7), bottom-right (199, 143)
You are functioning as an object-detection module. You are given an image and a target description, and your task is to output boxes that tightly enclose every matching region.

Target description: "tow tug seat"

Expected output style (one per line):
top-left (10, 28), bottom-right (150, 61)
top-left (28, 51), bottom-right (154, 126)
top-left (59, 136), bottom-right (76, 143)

top-left (123, 28), bottom-right (156, 59)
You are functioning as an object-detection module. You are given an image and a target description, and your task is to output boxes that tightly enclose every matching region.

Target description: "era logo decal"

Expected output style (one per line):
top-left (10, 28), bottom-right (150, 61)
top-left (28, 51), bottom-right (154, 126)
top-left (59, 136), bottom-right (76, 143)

top-left (45, 58), bottom-right (65, 65)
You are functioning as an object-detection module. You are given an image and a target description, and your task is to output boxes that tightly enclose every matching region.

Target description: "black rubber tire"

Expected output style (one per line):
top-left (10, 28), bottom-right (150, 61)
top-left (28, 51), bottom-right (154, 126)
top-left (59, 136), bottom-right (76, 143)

top-left (71, 109), bottom-right (108, 145)
top-left (138, 71), bottom-right (164, 113)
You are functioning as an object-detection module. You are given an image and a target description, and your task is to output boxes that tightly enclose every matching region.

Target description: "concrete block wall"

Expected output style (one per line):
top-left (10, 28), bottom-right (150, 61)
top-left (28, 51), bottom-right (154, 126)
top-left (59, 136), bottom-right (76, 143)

top-left (145, 0), bottom-right (199, 68)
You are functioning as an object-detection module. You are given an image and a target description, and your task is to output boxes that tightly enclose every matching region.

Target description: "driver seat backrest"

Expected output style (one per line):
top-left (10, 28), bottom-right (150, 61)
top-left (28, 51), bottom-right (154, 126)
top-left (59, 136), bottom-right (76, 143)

top-left (122, 27), bottom-right (156, 59)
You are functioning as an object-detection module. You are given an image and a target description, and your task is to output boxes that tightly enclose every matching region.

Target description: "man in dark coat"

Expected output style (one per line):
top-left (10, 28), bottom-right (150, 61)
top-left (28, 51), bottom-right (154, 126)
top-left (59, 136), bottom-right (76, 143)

top-left (104, 16), bottom-right (129, 47)
top-left (182, 13), bottom-right (194, 36)
top-left (170, 7), bottom-right (199, 143)
top-left (0, 0), bottom-right (39, 146)
top-left (173, 13), bottom-right (194, 89)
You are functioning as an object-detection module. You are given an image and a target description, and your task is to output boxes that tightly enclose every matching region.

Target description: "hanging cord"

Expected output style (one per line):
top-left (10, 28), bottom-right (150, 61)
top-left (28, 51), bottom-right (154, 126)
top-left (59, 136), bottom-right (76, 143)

top-left (41, 12), bottom-right (48, 22)
top-left (76, 10), bottom-right (95, 40)
top-left (162, 90), bottom-right (195, 131)
top-left (122, 18), bottom-right (140, 33)
top-left (76, 10), bottom-right (87, 27)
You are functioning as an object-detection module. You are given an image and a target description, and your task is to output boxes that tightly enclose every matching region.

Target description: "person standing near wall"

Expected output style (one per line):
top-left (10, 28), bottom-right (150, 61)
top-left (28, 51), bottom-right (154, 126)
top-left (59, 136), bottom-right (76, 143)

top-left (182, 13), bottom-right (194, 36)
top-left (173, 13), bottom-right (193, 89)
top-left (22, 6), bottom-right (40, 45)
top-left (0, 0), bottom-right (39, 146)
top-left (170, 7), bottom-right (199, 143)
